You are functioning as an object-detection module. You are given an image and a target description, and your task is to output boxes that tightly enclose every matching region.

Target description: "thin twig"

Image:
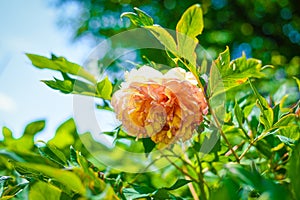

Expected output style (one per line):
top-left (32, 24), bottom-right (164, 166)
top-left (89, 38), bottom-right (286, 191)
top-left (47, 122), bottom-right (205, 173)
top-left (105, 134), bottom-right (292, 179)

top-left (182, 165), bottom-right (200, 200)
top-left (161, 153), bottom-right (199, 183)
top-left (210, 106), bottom-right (240, 163)
top-left (190, 147), bottom-right (208, 200)
top-left (239, 133), bottom-right (266, 160)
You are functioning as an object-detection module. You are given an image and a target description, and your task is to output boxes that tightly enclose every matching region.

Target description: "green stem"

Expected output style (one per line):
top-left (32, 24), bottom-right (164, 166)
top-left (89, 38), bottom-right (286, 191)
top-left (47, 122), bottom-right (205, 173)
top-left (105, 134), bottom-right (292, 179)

top-left (239, 132), bottom-right (267, 160)
top-left (161, 153), bottom-right (199, 183)
top-left (209, 102), bottom-right (240, 163)
top-left (190, 148), bottom-right (208, 200)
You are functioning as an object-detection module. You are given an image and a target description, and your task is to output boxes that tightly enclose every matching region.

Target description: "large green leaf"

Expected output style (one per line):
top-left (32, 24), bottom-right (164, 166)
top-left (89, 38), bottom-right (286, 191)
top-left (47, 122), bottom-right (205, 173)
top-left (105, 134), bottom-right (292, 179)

top-left (12, 162), bottom-right (86, 195)
top-left (176, 4), bottom-right (203, 67)
top-left (176, 4), bottom-right (203, 39)
top-left (2, 120), bottom-right (45, 152)
top-left (38, 142), bottom-right (67, 167)
top-left (48, 119), bottom-right (77, 149)
top-left (26, 54), bottom-right (96, 84)
top-left (29, 181), bottom-right (61, 200)
top-left (210, 47), bottom-right (264, 96)
top-left (144, 25), bottom-right (177, 53)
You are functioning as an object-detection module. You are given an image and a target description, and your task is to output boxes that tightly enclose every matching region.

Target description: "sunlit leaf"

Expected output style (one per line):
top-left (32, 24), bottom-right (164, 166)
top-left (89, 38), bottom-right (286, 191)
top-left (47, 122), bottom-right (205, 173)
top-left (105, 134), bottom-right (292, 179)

top-left (23, 120), bottom-right (45, 136)
top-left (249, 80), bottom-right (273, 129)
top-left (293, 77), bottom-right (300, 91)
top-left (2, 120), bottom-right (45, 151)
top-left (97, 76), bottom-right (113, 100)
top-left (42, 74), bottom-right (97, 97)
top-left (234, 101), bottom-right (244, 128)
top-left (26, 54), bottom-right (96, 84)
top-left (144, 25), bottom-right (177, 53)
top-left (121, 7), bottom-right (153, 27)
top-left (12, 162), bottom-right (86, 195)
top-left (38, 142), bottom-right (67, 167)
top-left (210, 48), bottom-right (264, 96)
top-left (176, 4), bottom-right (203, 39)
top-left (48, 119), bottom-right (76, 149)
top-left (273, 114), bottom-right (296, 128)
top-left (29, 181), bottom-right (61, 200)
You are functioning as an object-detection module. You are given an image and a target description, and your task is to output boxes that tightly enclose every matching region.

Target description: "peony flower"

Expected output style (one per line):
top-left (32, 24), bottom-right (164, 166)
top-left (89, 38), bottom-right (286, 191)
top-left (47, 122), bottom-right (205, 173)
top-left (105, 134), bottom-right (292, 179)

top-left (111, 66), bottom-right (208, 145)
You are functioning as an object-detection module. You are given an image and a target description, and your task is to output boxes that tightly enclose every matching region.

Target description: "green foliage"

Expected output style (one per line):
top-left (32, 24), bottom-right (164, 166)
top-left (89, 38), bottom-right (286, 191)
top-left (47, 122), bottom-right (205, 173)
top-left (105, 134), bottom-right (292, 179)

top-left (27, 55), bottom-right (113, 100)
top-left (121, 7), bottom-right (154, 27)
top-left (209, 47), bottom-right (264, 97)
top-left (27, 54), bottom-right (97, 84)
top-left (289, 142), bottom-right (300, 200)
top-left (2, 3), bottom-right (300, 200)
top-left (96, 76), bottom-right (113, 100)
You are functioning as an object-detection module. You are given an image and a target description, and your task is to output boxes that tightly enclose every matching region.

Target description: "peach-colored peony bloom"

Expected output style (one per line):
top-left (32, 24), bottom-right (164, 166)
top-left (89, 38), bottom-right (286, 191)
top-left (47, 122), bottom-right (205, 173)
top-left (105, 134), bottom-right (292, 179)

top-left (111, 66), bottom-right (208, 145)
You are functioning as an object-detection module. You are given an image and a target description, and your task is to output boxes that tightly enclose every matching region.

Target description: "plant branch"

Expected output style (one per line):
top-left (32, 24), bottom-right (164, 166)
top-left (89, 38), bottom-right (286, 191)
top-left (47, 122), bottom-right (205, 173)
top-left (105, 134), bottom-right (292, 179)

top-left (209, 103), bottom-right (240, 163)
top-left (239, 132), bottom-right (268, 160)
top-left (189, 148), bottom-right (208, 200)
top-left (161, 153), bottom-right (199, 183)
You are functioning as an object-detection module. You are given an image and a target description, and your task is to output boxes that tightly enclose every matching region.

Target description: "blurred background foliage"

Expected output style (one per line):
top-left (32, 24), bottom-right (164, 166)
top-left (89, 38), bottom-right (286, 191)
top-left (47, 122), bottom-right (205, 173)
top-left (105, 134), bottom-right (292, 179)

top-left (51, 0), bottom-right (300, 104)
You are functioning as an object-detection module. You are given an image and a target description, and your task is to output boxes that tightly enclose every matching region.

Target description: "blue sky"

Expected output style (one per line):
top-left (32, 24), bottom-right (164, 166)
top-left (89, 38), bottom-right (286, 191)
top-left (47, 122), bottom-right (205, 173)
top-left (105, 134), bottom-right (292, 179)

top-left (0, 0), bottom-right (93, 140)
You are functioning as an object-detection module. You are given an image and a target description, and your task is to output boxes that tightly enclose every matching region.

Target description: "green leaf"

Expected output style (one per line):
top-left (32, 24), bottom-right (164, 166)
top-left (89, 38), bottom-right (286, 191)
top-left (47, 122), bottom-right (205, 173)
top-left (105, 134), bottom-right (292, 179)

top-left (293, 77), bottom-right (300, 91)
top-left (273, 114), bottom-right (296, 128)
top-left (0, 176), bottom-right (12, 196)
top-left (276, 135), bottom-right (295, 146)
top-left (289, 143), bottom-right (300, 200)
top-left (26, 54), bottom-right (96, 84)
top-left (144, 25), bottom-right (177, 53)
top-left (42, 73), bottom-right (97, 97)
top-left (276, 125), bottom-right (300, 142)
top-left (38, 143), bottom-right (67, 167)
top-left (12, 162), bottom-right (86, 195)
top-left (165, 179), bottom-right (192, 190)
top-left (121, 7), bottom-right (153, 27)
top-left (42, 79), bottom-right (73, 94)
top-left (176, 4), bottom-right (203, 67)
top-left (2, 127), bottom-right (13, 143)
top-left (1, 183), bottom-right (28, 198)
top-left (122, 188), bottom-right (150, 199)
top-left (69, 146), bottom-right (79, 167)
top-left (210, 48), bottom-right (264, 96)
top-left (29, 181), bottom-right (61, 200)
top-left (2, 120), bottom-right (45, 151)
top-left (48, 119), bottom-right (76, 149)
top-left (133, 7), bottom-right (154, 26)
top-left (142, 137), bottom-right (156, 156)
top-left (96, 77), bottom-right (113, 100)
top-left (176, 4), bottom-right (204, 38)
top-left (234, 101), bottom-right (244, 128)
top-left (23, 120), bottom-right (45, 136)
top-left (153, 188), bottom-right (171, 199)
top-left (249, 80), bottom-right (273, 129)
